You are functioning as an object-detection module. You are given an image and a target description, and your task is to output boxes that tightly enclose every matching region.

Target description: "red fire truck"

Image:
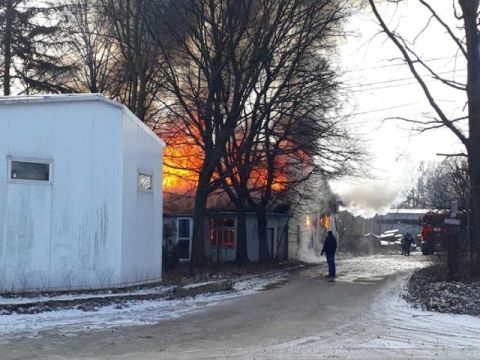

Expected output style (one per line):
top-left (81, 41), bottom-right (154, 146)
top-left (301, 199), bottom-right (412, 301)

top-left (421, 212), bottom-right (449, 255)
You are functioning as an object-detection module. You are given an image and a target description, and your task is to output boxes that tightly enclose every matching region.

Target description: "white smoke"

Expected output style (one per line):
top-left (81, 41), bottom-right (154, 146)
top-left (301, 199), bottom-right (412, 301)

top-left (333, 179), bottom-right (405, 218)
top-left (331, 145), bottom-right (422, 218)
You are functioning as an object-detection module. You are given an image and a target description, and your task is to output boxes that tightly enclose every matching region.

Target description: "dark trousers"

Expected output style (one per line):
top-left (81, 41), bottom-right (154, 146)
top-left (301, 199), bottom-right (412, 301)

top-left (326, 254), bottom-right (336, 276)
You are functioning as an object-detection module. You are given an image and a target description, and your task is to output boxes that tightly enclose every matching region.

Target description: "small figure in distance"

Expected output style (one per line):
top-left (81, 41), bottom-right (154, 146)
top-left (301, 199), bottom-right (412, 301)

top-left (321, 230), bottom-right (337, 278)
top-left (401, 236), bottom-right (407, 256)
top-left (404, 232), bottom-right (413, 256)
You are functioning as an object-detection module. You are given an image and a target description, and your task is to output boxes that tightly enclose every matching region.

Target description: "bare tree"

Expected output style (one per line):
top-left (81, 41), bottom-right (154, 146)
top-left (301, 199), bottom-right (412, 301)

top-left (424, 160), bottom-right (470, 211)
top-left (400, 159), bottom-right (470, 211)
top-left (367, 0), bottom-right (480, 260)
top-left (99, 0), bottom-right (163, 121)
top-left (63, 0), bottom-right (120, 94)
top-left (149, 0), bottom-right (354, 268)
top-left (220, 58), bottom-right (362, 262)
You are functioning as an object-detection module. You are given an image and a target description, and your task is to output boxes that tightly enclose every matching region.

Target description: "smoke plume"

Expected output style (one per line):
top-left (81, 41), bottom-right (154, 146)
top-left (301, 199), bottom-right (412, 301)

top-left (332, 178), bottom-right (405, 218)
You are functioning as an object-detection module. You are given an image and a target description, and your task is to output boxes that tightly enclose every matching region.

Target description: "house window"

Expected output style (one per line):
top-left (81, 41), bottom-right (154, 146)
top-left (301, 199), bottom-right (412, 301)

top-left (178, 218), bottom-right (191, 239)
top-left (209, 218), bottom-right (235, 249)
top-left (177, 218), bottom-right (192, 260)
top-left (138, 173), bottom-right (152, 192)
top-left (9, 158), bottom-right (52, 183)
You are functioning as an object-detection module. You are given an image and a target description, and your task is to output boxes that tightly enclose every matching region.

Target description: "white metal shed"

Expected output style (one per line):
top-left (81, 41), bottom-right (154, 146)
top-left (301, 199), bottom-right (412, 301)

top-left (0, 94), bottom-right (164, 292)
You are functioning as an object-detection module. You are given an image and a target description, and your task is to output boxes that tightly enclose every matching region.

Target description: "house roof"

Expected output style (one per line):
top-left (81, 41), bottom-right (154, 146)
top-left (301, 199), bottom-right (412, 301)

top-left (383, 209), bottom-right (430, 215)
top-left (164, 210), bottom-right (291, 218)
top-left (0, 94), bottom-right (165, 147)
top-left (376, 209), bottom-right (429, 220)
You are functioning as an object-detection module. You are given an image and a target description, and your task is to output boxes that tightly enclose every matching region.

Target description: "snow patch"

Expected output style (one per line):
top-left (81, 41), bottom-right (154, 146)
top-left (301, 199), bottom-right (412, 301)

top-left (0, 271), bottom-right (291, 340)
top-left (0, 286), bottom-right (175, 306)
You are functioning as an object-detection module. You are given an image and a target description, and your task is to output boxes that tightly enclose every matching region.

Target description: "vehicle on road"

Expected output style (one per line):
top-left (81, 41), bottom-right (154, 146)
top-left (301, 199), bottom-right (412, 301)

top-left (420, 212), bottom-right (448, 255)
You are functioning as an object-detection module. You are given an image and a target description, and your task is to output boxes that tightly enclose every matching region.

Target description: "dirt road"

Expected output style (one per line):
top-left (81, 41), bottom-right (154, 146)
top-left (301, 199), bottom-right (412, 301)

top-left (1, 255), bottom-right (480, 359)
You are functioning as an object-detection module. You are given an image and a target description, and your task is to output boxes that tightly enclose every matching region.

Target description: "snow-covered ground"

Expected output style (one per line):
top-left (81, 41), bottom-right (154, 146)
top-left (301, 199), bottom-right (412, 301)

top-left (1, 255), bottom-right (479, 359)
top-left (0, 285), bottom-right (176, 306)
top-left (259, 278), bottom-right (480, 359)
top-left (262, 255), bottom-right (480, 359)
top-left (317, 277), bottom-right (479, 358)
top-left (366, 276), bottom-right (480, 350)
top-left (0, 271), bottom-right (290, 341)
top-left (0, 254), bottom-right (429, 342)
top-left (301, 253), bottom-right (427, 283)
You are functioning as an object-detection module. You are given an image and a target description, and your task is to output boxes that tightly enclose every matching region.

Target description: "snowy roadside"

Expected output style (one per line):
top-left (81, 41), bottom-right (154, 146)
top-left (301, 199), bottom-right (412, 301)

top-left (246, 256), bottom-right (480, 359)
top-left (327, 257), bottom-right (480, 355)
top-left (0, 268), bottom-right (294, 340)
top-left (359, 273), bottom-right (480, 352)
top-left (0, 255), bottom-right (437, 344)
top-left (405, 265), bottom-right (480, 316)
top-left (293, 273), bottom-right (480, 359)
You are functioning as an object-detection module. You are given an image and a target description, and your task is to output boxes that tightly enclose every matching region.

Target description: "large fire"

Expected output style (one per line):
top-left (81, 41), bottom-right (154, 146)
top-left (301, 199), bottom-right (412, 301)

top-left (162, 131), bottom-right (203, 193)
top-left (249, 160), bottom-right (289, 192)
top-left (162, 131), bottom-right (309, 195)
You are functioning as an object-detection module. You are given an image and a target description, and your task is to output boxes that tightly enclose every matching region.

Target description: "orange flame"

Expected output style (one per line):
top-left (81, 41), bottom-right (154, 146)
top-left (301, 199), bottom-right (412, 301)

top-left (249, 160), bottom-right (289, 192)
top-left (162, 131), bottom-right (204, 193)
top-left (161, 127), bottom-right (310, 194)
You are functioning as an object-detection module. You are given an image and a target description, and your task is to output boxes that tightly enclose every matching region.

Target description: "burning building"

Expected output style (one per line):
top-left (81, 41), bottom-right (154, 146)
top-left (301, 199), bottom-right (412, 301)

top-left (159, 104), bottom-right (338, 263)
top-left (287, 177), bottom-right (340, 263)
top-left (163, 209), bottom-right (290, 263)
top-left (162, 139), bottom-right (338, 263)
top-left (162, 178), bottom-right (291, 262)
top-left (161, 126), bottom-right (294, 263)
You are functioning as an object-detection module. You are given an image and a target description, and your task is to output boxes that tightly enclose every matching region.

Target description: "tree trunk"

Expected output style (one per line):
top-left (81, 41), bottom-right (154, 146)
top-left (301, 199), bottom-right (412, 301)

top-left (235, 202), bottom-right (249, 263)
top-left (257, 210), bottom-right (269, 263)
top-left (137, 73), bottom-right (147, 121)
top-left (462, 0), bottom-right (480, 263)
top-left (447, 230), bottom-right (460, 280)
top-left (3, 0), bottom-right (12, 96)
top-left (189, 172), bottom-right (209, 273)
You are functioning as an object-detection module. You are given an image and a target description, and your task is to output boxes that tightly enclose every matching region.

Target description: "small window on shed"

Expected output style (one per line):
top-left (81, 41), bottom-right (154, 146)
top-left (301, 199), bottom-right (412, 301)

top-left (9, 159), bottom-right (51, 182)
top-left (138, 173), bottom-right (153, 192)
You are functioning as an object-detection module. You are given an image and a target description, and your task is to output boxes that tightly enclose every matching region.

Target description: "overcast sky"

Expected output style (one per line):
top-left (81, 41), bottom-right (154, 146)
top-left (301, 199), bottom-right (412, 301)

top-left (331, 1), bottom-right (466, 217)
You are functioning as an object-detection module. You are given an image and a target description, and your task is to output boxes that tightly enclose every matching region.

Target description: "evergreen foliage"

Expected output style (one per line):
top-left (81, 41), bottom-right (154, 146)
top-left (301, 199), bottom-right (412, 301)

top-left (0, 0), bottom-right (71, 95)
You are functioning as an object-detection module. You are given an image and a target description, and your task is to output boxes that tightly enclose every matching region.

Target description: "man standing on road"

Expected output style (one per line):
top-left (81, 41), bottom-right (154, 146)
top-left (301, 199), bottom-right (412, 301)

top-left (321, 231), bottom-right (337, 278)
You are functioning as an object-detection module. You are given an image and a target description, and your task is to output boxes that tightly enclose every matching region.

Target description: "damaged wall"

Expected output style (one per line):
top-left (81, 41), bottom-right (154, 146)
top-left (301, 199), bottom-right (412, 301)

top-left (288, 175), bottom-right (339, 263)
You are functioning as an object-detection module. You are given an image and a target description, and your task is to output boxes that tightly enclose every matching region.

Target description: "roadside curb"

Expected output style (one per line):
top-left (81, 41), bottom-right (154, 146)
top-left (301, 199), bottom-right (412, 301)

top-left (0, 265), bottom-right (304, 315)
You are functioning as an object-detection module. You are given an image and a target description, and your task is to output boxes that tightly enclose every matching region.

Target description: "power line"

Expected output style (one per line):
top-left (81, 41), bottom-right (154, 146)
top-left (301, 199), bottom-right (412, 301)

top-left (344, 69), bottom-right (467, 90)
top-left (344, 103), bottom-right (467, 126)
top-left (341, 55), bottom-right (464, 74)
top-left (351, 78), bottom-right (466, 93)
top-left (321, 103), bottom-right (422, 125)
top-left (344, 102), bottom-right (422, 120)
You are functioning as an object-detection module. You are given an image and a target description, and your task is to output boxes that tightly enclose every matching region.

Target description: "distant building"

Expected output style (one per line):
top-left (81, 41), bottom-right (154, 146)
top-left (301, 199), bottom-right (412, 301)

top-left (373, 209), bottom-right (429, 236)
top-left (0, 95), bottom-right (164, 293)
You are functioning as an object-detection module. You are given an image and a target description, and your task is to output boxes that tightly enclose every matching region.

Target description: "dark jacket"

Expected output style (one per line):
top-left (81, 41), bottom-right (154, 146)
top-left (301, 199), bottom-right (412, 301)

top-left (321, 234), bottom-right (337, 256)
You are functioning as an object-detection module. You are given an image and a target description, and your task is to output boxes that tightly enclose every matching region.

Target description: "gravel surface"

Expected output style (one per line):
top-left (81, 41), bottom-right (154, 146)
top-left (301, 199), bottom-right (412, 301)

top-left (405, 266), bottom-right (480, 316)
